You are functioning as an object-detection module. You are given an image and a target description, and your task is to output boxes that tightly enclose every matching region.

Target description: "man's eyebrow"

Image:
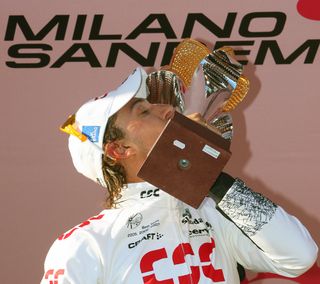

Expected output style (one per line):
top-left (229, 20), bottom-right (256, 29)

top-left (130, 98), bottom-right (145, 111)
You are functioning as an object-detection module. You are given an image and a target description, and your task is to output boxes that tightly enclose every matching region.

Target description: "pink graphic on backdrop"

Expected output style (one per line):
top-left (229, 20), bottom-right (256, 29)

top-left (297, 0), bottom-right (320, 20)
top-left (241, 263), bottom-right (320, 284)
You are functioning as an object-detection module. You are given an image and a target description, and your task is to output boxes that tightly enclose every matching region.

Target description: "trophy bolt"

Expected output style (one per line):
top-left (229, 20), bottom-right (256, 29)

top-left (178, 159), bottom-right (191, 170)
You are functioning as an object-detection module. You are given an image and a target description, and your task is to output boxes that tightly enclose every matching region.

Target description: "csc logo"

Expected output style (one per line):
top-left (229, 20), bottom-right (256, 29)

top-left (44, 269), bottom-right (64, 284)
top-left (140, 238), bottom-right (225, 283)
top-left (140, 189), bottom-right (160, 199)
top-left (58, 214), bottom-right (104, 240)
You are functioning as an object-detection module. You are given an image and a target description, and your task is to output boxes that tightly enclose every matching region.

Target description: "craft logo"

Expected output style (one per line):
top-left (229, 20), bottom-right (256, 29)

top-left (2, 5), bottom-right (319, 68)
top-left (126, 213), bottom-right (143, 229)
top-left (128, 232), bottom-right (164, 249)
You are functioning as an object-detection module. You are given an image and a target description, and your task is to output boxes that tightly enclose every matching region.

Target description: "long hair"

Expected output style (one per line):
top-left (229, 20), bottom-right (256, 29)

top-left (102, 113), bottom-right (127, 208)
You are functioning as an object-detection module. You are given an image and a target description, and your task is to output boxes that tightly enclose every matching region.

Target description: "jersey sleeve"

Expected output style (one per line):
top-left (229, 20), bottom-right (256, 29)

top-left (41, 231), bottom-right (102, 284)
top-left (215, 178), bottom-right (318, 277)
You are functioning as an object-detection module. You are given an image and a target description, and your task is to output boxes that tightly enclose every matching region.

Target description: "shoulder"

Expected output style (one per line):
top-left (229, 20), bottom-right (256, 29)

top-left (43, 209), bottom-right (120, 276)
top-left (58, 211), bottom-right (108, 241)
top-left (56, 207), bottom-right (125, 243)
top-left (44, 208), bottom-right (121, 259)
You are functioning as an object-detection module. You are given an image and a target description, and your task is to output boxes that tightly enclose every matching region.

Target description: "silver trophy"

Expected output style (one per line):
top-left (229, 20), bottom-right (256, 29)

top-left (146, 39), bottom-right (249, 140)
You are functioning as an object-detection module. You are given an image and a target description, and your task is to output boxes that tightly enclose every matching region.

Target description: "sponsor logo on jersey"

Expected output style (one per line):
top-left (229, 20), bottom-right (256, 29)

top-left (58, 214), bottom-right (104, 240)
top-left (189, 222), bottom-right (213, 237)
top-left (181, 209), bottom-right (213, 237)
top-left (126, 213), bottom-right (143, 229)
top-left (128, 232), bottom-right (164, 249)
top-left (139, 238), bottom-right (225, 282)
top-left (44, 269), bottom-right (65, 282)
top-left (140, 188), bottom-right (160, 199)
top-left (128, 219), bottom-right (160, 238)
top-left (181, 208), bottom-right (204, 225)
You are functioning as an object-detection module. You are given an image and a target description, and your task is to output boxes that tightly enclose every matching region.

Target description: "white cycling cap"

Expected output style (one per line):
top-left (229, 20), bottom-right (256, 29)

top-left (62, 67), bottom-right (148, 187)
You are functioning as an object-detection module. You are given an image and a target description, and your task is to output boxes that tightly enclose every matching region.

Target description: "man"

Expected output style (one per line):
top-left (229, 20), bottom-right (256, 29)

top-left (41, 67), bottom-right (318, 283)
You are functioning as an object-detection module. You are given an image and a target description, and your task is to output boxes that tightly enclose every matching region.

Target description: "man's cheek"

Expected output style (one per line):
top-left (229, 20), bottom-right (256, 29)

top-left (126, 121), bottom-right (143, 133)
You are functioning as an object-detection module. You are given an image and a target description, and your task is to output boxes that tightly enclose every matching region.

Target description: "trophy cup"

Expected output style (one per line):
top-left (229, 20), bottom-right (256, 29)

top-left (146, 38), bottom-right (250, 140)
top-left (138, 39), bottom-right (250, 208)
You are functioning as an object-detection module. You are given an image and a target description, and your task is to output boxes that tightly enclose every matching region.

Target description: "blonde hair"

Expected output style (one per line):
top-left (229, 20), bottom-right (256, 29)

top-left (101, 114), bottom-right (127, 208)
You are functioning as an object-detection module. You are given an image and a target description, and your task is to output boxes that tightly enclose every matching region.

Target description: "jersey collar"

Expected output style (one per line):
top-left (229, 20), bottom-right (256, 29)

top-left (115, 182), bottom-right (178, 208)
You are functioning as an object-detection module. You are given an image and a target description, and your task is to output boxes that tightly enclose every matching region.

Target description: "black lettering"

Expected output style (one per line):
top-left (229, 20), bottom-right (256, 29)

top-left (126, 14), bottom-right (176, 39)
top-left (214, 40), bottom-right (255, 65)
top-left (73, 15), bottom-right (87, 40)
top-left (239, 12), bottom-right (286, 37)
top-left (255, 39), bottom-right (320, 64)
top-left (5, 15), bottom-right (69, 41)
top-left (106, 42), bottom-right (159, 67)
top-left (128, 242), bottom-right (135, 249)
top-left (140, 190), bottom-right (160, 198)
top-left (51, 43), bottom-right (101, 67)
top-left (202, 229), bottom-right (209, 234)
top-left (147, 233), bottom-right (155, 239)
top-left (6, 43), bottom-right (51, 68)
top-left (139, 229), bottom-right (148, 235)
top-left (182, 13), bottom-right (237, 38)
top-left (89, 15), bottom-right (122, 40)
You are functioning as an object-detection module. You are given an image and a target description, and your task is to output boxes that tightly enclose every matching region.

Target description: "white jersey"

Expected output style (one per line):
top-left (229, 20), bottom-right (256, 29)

top-left (41, 180), bottom-right (318, 284)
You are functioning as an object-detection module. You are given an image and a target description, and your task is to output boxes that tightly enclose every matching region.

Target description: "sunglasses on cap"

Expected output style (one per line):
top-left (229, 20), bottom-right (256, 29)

top-left (60, 114), bottom-right (88, 142)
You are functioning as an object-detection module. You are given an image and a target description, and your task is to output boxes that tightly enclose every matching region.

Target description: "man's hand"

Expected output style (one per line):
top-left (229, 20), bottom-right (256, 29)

top-left (186, 113), bottom-right (221, 135)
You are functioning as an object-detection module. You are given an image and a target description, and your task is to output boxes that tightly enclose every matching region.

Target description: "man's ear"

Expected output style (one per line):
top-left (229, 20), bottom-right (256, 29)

top-left (105, 142), bottom-right (135, 160)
